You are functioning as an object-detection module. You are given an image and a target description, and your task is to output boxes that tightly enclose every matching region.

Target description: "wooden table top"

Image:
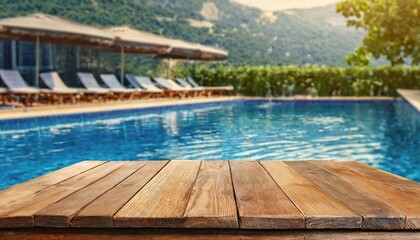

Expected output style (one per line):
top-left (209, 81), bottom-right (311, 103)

top-left (0, 160), bottom-right (419, 231)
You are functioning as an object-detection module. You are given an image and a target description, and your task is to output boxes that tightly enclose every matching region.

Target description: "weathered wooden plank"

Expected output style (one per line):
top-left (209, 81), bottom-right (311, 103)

top-left (2, 228), bottom-right (420, 240)
top-left (34, 162), bottom-right (144, 227)
top-left (260, 161), bottom-right (361, 229)
top-left (339, 161), bottom-right (420, 189)
top-left (114, 160), bottom-right (201, 228)
top-left (0, 161), bottom-right (105, 208)
top-left (229, 161), bottom-right (305, 229)
top-left (71, 161), bottom-right (168, 228)
top-left (316, 160), bottom-right (420, 230)
top-left (183, 161), bottom-right (238, 228)
top-left (303, 231), bottom-right (420, 240)
top-left (0, 161), bottom-right (125, 228)
top-left (286, 161), bottom-right (405, 230)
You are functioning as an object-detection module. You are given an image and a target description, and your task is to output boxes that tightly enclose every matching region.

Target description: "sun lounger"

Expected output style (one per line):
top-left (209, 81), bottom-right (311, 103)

top-left (77, 72), bottom-right (113, 101)
top-left (0, 70), bottom-right (41, 94)
top-left (176, 78), bottom-right (204, 90)
top-left (0, 69), bottom-right (50, 105)
top-left (40, 72), bottom-right (81, 104)
top-left (100, 74), bottom-right (139, 100)
top-left (125, 74), bottom-right (164, 98)
top-left (175, 78), bottom-right (206, 97)
top-left (125, 74), bottom-right (142, 90)
top-left (187, 76), bottom-right (234, 96)
top-left (153, 77), bottom-right (196, 98)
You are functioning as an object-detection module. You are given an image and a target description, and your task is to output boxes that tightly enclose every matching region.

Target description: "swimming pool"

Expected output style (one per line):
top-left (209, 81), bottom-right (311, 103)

top-left (0, 99), bottom-right (419, 189)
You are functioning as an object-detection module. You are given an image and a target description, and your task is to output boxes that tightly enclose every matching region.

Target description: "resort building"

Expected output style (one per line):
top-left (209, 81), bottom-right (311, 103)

top-left (0, 40), bottom-right (122, 87)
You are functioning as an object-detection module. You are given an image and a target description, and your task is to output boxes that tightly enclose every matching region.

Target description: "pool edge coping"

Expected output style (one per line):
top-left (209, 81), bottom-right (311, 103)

top-left (0, 96), bottom-right (398, 121)
top-left (397, 89), bottom-right (420, 113)
top-left (0, 97), bottom-right (243, 121)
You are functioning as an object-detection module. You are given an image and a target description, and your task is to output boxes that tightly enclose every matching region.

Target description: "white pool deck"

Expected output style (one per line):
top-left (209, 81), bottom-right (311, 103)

top-left (0, 95), bottom-right (410, 121)
top-left (0, 97), bottom-right (242, 120)
top-left (398, 89), bottom-right (420, 112)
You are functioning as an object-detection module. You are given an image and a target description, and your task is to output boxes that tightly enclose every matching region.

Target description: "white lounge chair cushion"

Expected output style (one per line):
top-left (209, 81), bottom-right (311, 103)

top-left (125, 74), bottom-right (142, 89)
top-left (9, 88), bottom-right (41, 94)
top-left (204, 86), bottom-right (234, 91)
top-left (100, 74), bottom-right (136, 93)
top-left (134, 76), bottom-right (163, 93)
top-left (77, 73), bottom-right (110, 93)
top-left (175, 78), bottom-right (192, 88)
top-left (177, 78), bottom-right (206, 91)
top-left (187, 76), bottom-right (233, 91)
top-left (187, 76), bottom-right (201, 88)
top-left (154, 77), bottom-right (190, 92)
top-left (168, 79), bottom-right (195, 91)
top-left (0, 70), bottom-right (40, 93)
top-left (40, 72), bottom-right (79, 94)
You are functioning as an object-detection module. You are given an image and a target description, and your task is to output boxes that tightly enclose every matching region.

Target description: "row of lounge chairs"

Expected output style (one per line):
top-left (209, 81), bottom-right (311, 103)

top-left (0, 70), bottom-right (234, 105)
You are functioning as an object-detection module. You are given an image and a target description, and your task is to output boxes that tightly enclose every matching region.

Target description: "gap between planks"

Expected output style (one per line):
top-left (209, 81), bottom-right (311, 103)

top-left (0, 160), bottom-right (419, 231)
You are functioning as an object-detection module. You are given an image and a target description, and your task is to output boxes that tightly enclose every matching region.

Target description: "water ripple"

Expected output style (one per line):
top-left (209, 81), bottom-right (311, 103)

top-left (0, 100), bottom-right (419, 189)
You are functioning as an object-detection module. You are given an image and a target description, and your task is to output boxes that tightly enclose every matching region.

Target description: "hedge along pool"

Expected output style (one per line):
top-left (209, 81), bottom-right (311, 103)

top-left (0, 99), bottom-right (419, 189)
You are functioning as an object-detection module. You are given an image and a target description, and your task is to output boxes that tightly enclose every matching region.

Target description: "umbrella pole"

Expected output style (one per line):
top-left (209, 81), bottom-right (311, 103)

top-left (35, 34), bottom-right (40, 87)
top-left (120, 47), bottom-right (125, 84)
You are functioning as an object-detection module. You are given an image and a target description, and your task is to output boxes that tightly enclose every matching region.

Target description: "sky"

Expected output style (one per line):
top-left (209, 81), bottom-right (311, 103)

top-left (231, 0), bottom-right (339, 11)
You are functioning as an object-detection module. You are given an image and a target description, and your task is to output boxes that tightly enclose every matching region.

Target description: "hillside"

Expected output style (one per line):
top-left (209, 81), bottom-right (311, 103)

top-left (0, 0), bottom-right (366, 66)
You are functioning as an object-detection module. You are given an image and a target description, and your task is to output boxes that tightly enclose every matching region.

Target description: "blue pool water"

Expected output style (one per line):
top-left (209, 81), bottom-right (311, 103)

top-left (0, 99), bottom-right (419, 189)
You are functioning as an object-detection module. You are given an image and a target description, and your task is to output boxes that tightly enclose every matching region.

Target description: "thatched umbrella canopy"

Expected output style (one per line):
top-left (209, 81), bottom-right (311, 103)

top-left (0, 13), bottom-right (114, 46)
top-left (157, 40), bottom-right (227, 61)
top-left (108, 26), bottom-right (228, 61)
top-left (0, 13), bottom-right (115, 87)
top-left (107, 26), bottom-right (228, 80)
top-left (193, 44), bottom-right (228, 61)
top-left (107, 26), bottom-right (171, 55)
top-left (160, 39), bottom-right (228, 61)
top-left (157, 39), bottom-right (228, 78)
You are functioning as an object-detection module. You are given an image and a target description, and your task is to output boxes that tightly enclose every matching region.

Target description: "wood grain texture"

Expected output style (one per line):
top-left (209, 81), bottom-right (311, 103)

top-left (339, 161), bottom-right (420, 189)
top-left (71, 161), bottom-right (168, 228)
top-left (0, 161), bottom-right (125, 228)
top-left (114, 160), bottom-right (201, 228)
top-left (229, 161), bottom-right (305, 229)
top-left (0, 161), bottom-right (105, 208)
top-left (316, 160), bottom-right (420, 230)
top-left (261, 161), bottom-right (361, 229)
top-left (34, 162), bottom-right (143, 227)
top-left (0, 160), bottom-right (419, 231)
top-left (2, 228), bottom-right (420, 240)
top-left (286, 161), bottom-right (405, 230)
top-left (183, 161), bottom-right (238, 228)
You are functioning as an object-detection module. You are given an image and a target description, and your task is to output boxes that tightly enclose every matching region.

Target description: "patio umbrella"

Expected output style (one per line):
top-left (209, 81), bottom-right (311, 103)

top-left (106, 26), bottom-right (172, 84)
top-left (107, 26), bottom-right (227, 82)
top-left (159, 40), bottom-right (228, 61)
top-left (0, 13), bottom-right (114, 87)
top-left (157, 37), bottom-right (227, 78)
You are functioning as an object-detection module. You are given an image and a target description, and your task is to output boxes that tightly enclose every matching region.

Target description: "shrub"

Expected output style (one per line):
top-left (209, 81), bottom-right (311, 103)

top-left (173, 65), bottom-right (420, 97)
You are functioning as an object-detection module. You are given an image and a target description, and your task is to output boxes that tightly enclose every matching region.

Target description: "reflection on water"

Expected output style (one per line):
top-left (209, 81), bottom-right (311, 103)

top-left (0, 100), bottom-right (419, 189)
top-left (162, 112), bottom-right (179, 136)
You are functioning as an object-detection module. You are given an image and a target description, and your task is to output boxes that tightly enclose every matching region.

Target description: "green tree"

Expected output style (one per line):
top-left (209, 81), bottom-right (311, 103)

top-left (337, 0), bottom-right (420, 66)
